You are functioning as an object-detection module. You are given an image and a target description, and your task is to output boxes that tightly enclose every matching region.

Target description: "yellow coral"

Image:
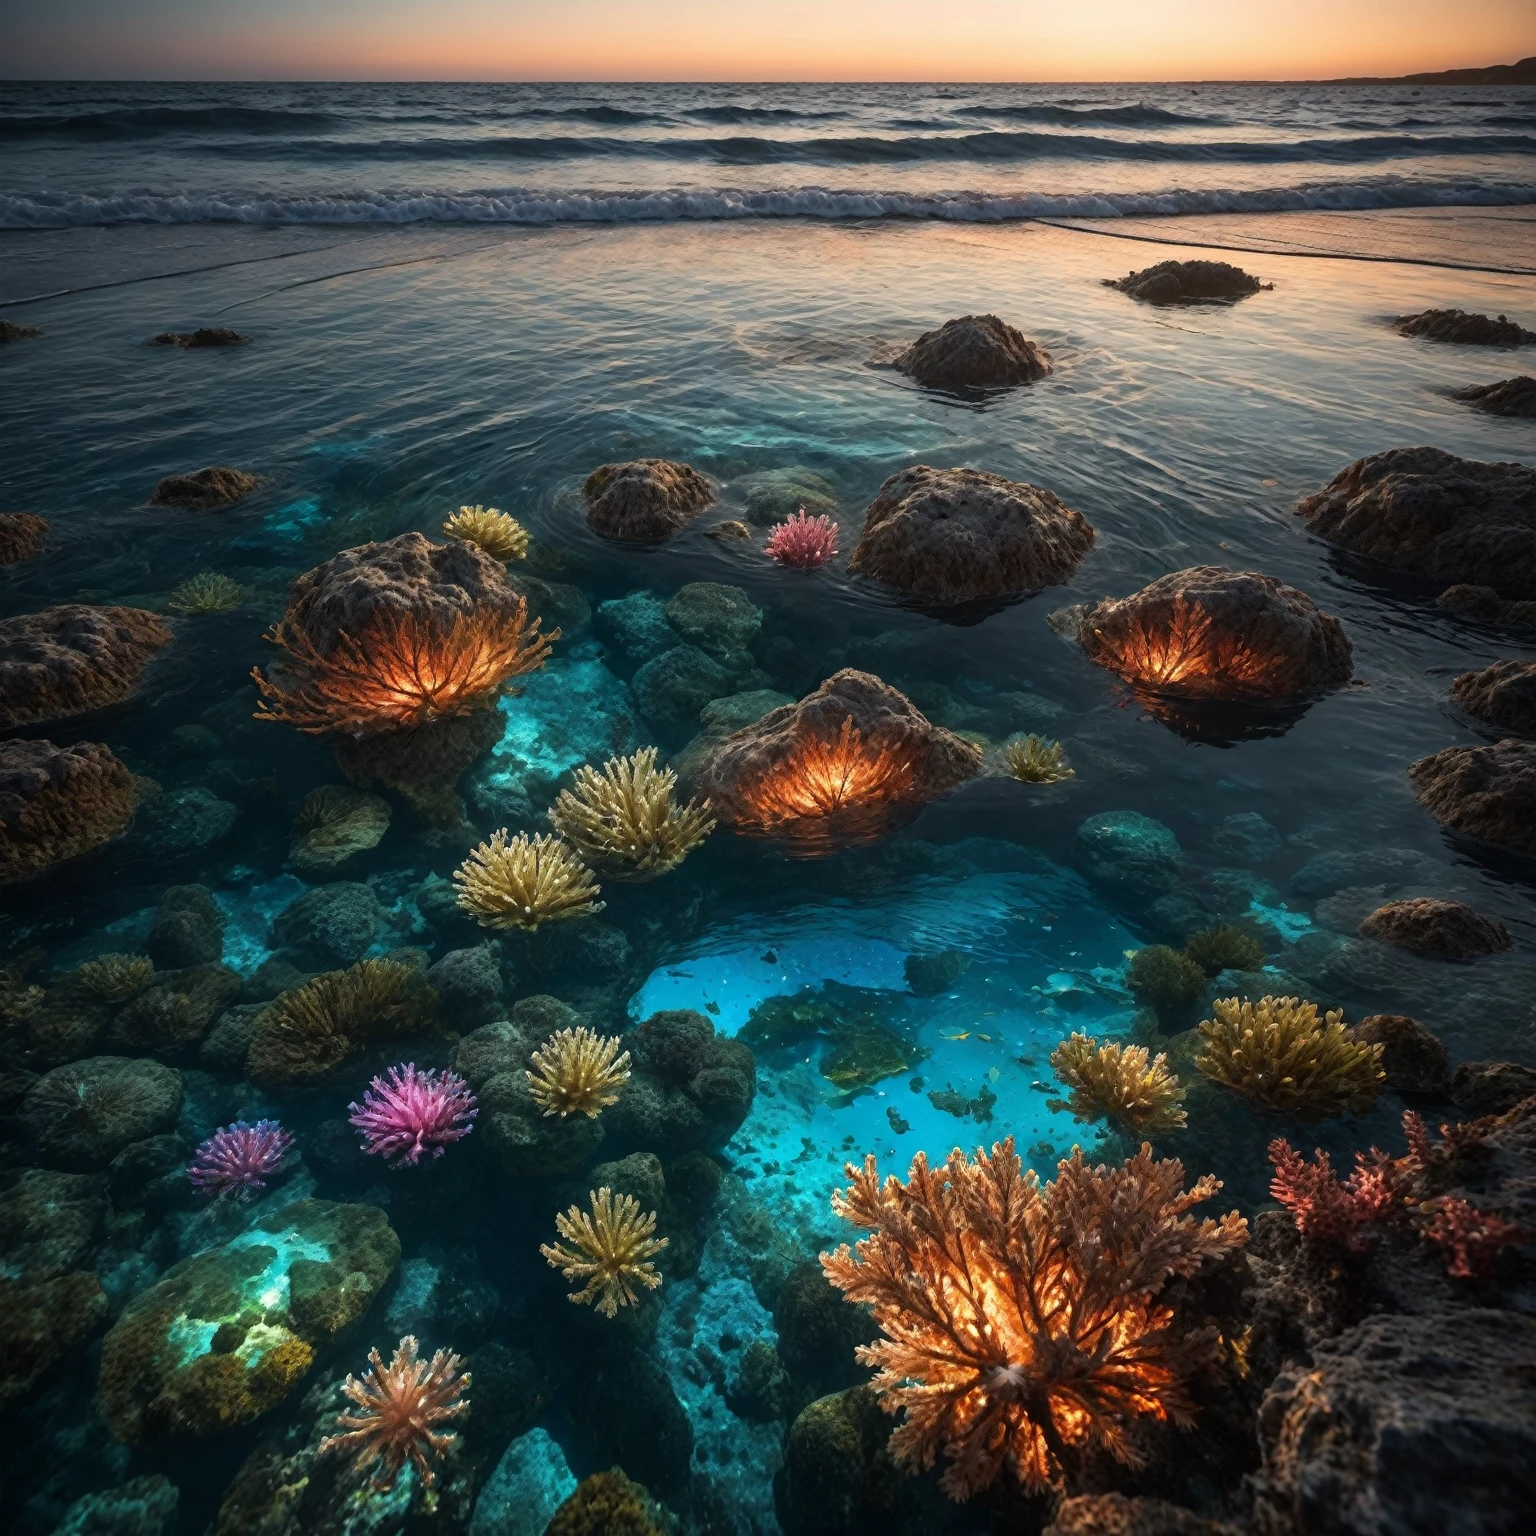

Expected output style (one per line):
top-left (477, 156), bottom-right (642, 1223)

top-left (453, 831), bottom-right (603, 931)
top-left (1195, 995), bottom-right (1383, 1117)
top-left (1005, 734), bottom-right (1075, 784)
top-left (442, 505), bottom-right (529, 562)
top-left (527, 1026), bottom-right (631, 1118)
top-left (75, 953), bottom-right (154, 1001)
top-left (168, 572), bottom-right (243, 614)
top-left (1049, 1032), bottom-right (1187, 1134)
top-left (541, 1187), bottom-right (668, 1317)
top-left (549, 748), bottom-right (714, 878)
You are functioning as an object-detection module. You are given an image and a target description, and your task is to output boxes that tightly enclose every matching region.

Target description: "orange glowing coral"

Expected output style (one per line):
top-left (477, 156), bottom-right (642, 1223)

top-left (252, 601), bottom-right (556, 735)
top-left (821, 1137), bottom-right (1247, 1500)
top-left (1087, 595), bottom-right (1279, 698)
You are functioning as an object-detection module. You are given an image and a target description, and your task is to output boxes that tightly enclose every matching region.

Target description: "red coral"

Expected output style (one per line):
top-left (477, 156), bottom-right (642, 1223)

top-left (765, 508), bottom-right (839, 569)
top-left (1266, 1140), bottom-right (1389, 1251)
top-left (1417, 1197), bottom-right (1522, 1280)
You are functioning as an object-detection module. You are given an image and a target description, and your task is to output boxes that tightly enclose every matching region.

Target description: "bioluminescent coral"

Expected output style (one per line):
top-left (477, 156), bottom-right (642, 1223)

top-left (1196, 995), bottom-right (1384, 1117)
top-left (187, 1119), bottom-right (295, 1199)
top-left (541, 1187), bottom-right (668, 1317)
top-left (348, 1062), bottom-right (478, 1167)
top-left (765, 508), bottom-right (839, 568)
top-left (74, 952), bottom-right (154, 1001)
top-left (548, 747), bottom-right (714, 878)
top-left (1005, 733), bottom-right (1075, 784)
top-left (252, 600), bottom-right (555, 735)
top-left (1049, 1032), bottom-right (1187, 1135)
top-left (1182, 923), bottom-right (1265, 977)
top-left (526, 1025), bottom-right (631, 1118)
top-left (319, 1334), bottom-right (470, 1490)
top-left (442, 504), bottom-right (529, 562)
top-left (453, 830), bottom-right (604, 931)
top-left (167, 572), bottom-right (243, 615)
top-left (820, 1137), bottom-right (1247, 1499)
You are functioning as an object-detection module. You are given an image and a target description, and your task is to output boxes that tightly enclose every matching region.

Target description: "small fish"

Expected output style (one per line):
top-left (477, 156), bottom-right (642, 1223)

top-left (982, 1010), bottom-right (997, 1017)
top-left (705, 1001), bottom-right (720, 1015)
top-left (988, 1067), bottom-right (1000, 1083)
top-left (977, 1033), bottom-right (992, 1042)
top-left (941, 1031), bottom-right (971, 1041)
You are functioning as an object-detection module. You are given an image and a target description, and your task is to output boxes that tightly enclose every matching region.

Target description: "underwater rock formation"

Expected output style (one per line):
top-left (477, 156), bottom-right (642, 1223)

top-left (1437, 583), bottom-right (1536, 627)
top-left (52, 1475), bottom-right (179, 1536)
top-left (0, 510), bottom-right (49, 565)
top-left (0, 737), bottom-right (139, 884)
top-left (111, 963), bottom-right (242, 1055)
top-left (664, 580), bottom-right (762, 659)
top-left (1451, 1059), bottom-right (1536, 1116)
top-left (1357, 897), bottom-right (1513, 959)
top-left (1107, 259), bottom-right (1264, 304)
top-left (0, 318), bottom-right (43, 341)
top-left (1297, 447), bottom-right (1536, 599)
top-left (1451, 658), bottom-right (1536, 736)
top-left (893, 313), bottom-right (1052, 390)
top-left (0, 603), bottom-right (173, 728)
top-left (148, 883), bottom-right (225, 968)
top-left (594, 590), bottom-right (676, 668)
top-left (1394, 308), bottom-right (1536, 345)
top-left (1353, 1013), bottom-right (1450, 1095)
top-left (583, 457), bottom-right (714, 542)
top-left (150, 466), bottom-right (261, 509)
top-left (471, 1428), bottom-right (577, 1536)
top-left (849, 465), bottom-right (1094, 605)
top-left (152, 327), bottom-right (249, 347)
top-left (1408, 737), bottom-right (1536, 855)
top-left (98, 1199), bottom-right (400, 1446)
top-left (133, 785), bottom-right (238, 855)
top-left (21, 1055), bottom-right (184, 1169)
top-left (337, 707), bottom-right (506, 823)
top-left (1075, 810), bottom-right (1185, 898)
top-left (289, 785), bottom-right (391, 873)
top-left (0, 1270), bottom-right (109, 1411)
top-left (1451, 375), bottom-right (1536, 417)
top-left (272, 881), bottom-right (386, 967)
top-left (631, 643), bottom-right (731, 735)
top-left (545, 1468), bottom-right (670, 1536)
top-left (426, 944), bottom-right (503, 1028)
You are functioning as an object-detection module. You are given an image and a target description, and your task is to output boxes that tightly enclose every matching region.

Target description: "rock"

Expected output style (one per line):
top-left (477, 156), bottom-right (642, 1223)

top-left (1251, 1310), bottom-right (1536, 1535)
top-left (51, 1474), bottom-right (179, 1536)
top-left (271, 881), bottom-right (385, 966)
top-left (0, 511), bottom-right (49, 566)
top-left (21, 1057), bottom-right (183, 1170)
top-left (728, 1338), bottom-right (793, 1421)
top-left (1290, 845), bottom-right (1431, 900)
top-left (111, 964), bottom-right (242, 1055)
top-left (133, 786), bottom-right (237, 854)
top-left (546, 1470), bottom-right (669, 1536)
top-left (1437, 584), bottom-right (1536, 627)
top-left (1297, 447), bottom-right (1536, 600)
top-left (98, 1198), bottom-right (399, 1445)
top-left (508, 570), bottom-right (590, 638)
top-left (572, 1351), bottom-right (693, 1498)
top-left (0, 1271), bottom-right (108, 1409)
top-left (700, 688), bottom-right (794, 737)
top-left (0, 604), bottom-right (173, 728)
top-left (1045, 1495), bottom-right (1238, 1536)
top-left (774, 1262), bottom-right (879, 1399)
top-left (199, 1004), bottom-right (261, 1075)
top-left (903, 949), bottom-right (968, 997)
top-left (336, 707), bottom-right (502, 824)
top-left (289, 786), bottom-right (390, 873)
top-left (1451, 1060), bottom-right (1536, 1116)
top-left (470, 1429), bottom-right (578, 1536)
top-left (1409, 737), bottom-right (1536, 855)
top-left (1212, 811), bottom-right (1283, 862)
top-left (1358, 897), bottom-right (1513, 959)
top-left (594, 590), bottom-right (675, 666)
top-left (583, 458), bottom-right (714, 542)
top-left (1451, 376), bottom-right (1536, 417)
top-left (148, 884), bottom-right (226, 967)
top-left (1395, 308), bottom-right (1536, 345)
top-left (664, 581), bottom-right (762, 658)
top-left (1076, 567), bottom-right (1352, 700)
top-left (1075, 810), bottom-right (1184, 898)
top-left (427, 945), bottom-right (503, 1029)
top-left (0, 738), bottom-right (139, 885)
top-left (849, 465), bottom-right (1094, 604)
top-left (740, 466), bottom-right (840, 527)
top-left (631, 644), bottom-right (730, 734)
top-left (1353, 1014), bottom-right (1450, 1095)
top-left (149, 467), bottom-right (260, 509)
top-left (1108, 259), bottom-right (1263, 305)
top-left (0, 318), bottom-right (43, 341)
top-left (893, 314), bottom-right (1052, 391)
top-left (152, 328), bottom-right (249, 347)
top-left (705, 518), bottom-right (753, 540)
top-left (0, 1167), bottom-right (109, 1277)
top-left (1452, 659), bottom-right (1536, 736)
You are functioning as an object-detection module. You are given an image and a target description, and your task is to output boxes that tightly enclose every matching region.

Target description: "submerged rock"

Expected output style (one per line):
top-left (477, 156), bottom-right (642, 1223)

top-left (1297, 446), bottom-right (1536, 599)
top-left (133, 785), bottom-right (238, 854)
top-left (0, 510), bottom-right (49, 566)
top-left (1107, 259), bottom-right (1264, 305)
top-left (606, 1008), bottom-right (756, 1152)
top-left (594, 590), bottom-right (675, 666)
top-left (1451, 658), bottom-right (1536, 736)
top-left (0, 604), bottom-right (173, 728)
top-left (0, 1167), bottom-right (109, 1277)
top-left (337, 707), bottom-right (503, 824)
top-left (111, 964), bottom-right (242, 1055)
top-left (271, 881), bottom-right (386, 967)
top-left (1451, 375), bottom-right (1536, 417)
top-left (1451, 1059), bottom-right (1536, 1116)
top-left (631, 643), bottom-right (731, 735)
top-left (0, 738), bottom-right (139, 884)
top-left (1408, 737), bottom-right (1536, 855)
top-left (1358, 897), bottom-right (1512, 960)
top-left (1352, 1014), bottom-right (1450, 1095)
top-left (849, 464), bottom-right (1094, 604)
top-left (583, 457), bottom-right (714, 542)
top-left (428, 944), bottom-right (503, 1029)
top-left (1395, 308), bottom-right (1536, 345)
top-left (470, 1429), bottom-right (577, 1536)
top-left (149, 466), bottom-right (261, 509)
top-left (1075, 810), bottom-right (1184, 898)
top-left (893, 313), bottom-right (1052, 390)
top-left (151, 327), bottom-right (249, 348)
top-left (1437, 584), bottom-right (1536, 627)
top-left (0, 1270), bottom-right (108, 1410)
top-left (149, 883), bottom-right (226, 968)
top-left (21, 1056), bottom-right (183, 1169)
top-left (52, 1476), bottom-right (179, 1536)
top-left (664, 580), bottom-right (762, 658)
top-left (0, 318), bottom-right (43, 342)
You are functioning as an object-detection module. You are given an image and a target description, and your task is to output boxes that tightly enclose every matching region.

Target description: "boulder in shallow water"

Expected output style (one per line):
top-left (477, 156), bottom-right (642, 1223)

top-left (149, 466), bottom-right (261, 509)
top-left (0, 319), bottom-right (42, 342)
top-left (583, 457), bottom-right (714, 542)
top-left (1352, 1013), bottom-right (1450, 1095)
top-left (1107, 259), bottom-right (1264, 305)
top-left (1357, 897), bottom-right (1512, 960)
top-left (1451, 658), bottom-right (1536, 736)
top-left (1075, 810), bottom-right (1184, 898)
top-left (1395, 308), bottom-right (1536, 345)
top-left (1408, 737), bottom-right (1536, 855)
top-left (151, 327), bottom-right (249, 348)
top-left (631, 644), bottom-right (730, 735)
top-left (0, 604), bottom-right (173, 729)
top-left (1297, 446), bottom-right (1536, 599)
top-left (0, 737), bottom-right (139, 885)
top-left (849, 464), bottom-right (1094, 605)
top-left (893, 313), bottom-right (1052, 390)
top-left (22, 1056), bottom-right (183, 1169)
top-left (1437, 584), bottom-right (1536, 627)
top-left (0, 511), bottom-right (49, 566)
top-left (1451, 375), bottom-right (1536, 417)
top-left (665, 580), bottom-right (762, 658)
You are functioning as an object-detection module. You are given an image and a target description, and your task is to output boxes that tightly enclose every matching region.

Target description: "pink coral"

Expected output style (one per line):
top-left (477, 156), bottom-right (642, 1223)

top-left (348, 1062), bottom-right (477, 1168)
top-left (1266, 1140), bottom-right (1393, 1251)
top-left (765, 508), bottom-right (839, 569)
top-left (188, 1119), bottom-right (294, 1199)
top-left (1419, 1196), bottom-right (1522, 1280)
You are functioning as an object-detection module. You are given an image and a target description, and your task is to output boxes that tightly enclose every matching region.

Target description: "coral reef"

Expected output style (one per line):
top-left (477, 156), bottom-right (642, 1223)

top-left (454, 830), bottom-right (605, 930)
top-left (21, 1055), bottom-right (184, 1169)
top-left (76, 952), bottom-right (154, 1000)
top-left (319, 1334), bottom-right (470, 1490)
top-left (1394, 308), bottom-right (1536, 345)
top-left (1357, 896), bottom-right (1513, 959)
top-left (545, 1468), bottom-right (668, 1536)
top-left (1107, 260), bottom-right (1264, 304)
top-left (583, 457), bottom-right (714, 542)
top-left (289, 784), bottom-right (391, 872)
top-left (1049, 1033), bottom-right (1188, 1135)
top-left (549, 747), bottom-right (715, 877)
top-left (1126, 946), bottom-right (1206, 1018)
top-left (150, 466), bottom-right (261, 508)
top-left (168, 572), bottom-right (244, 614)
top-left (348, 1062), bottom-right (478, 1167)
top-left (1195, 996), bottom-right (1384, 1117)
top-left (526, 1025), bottom-right (632, 1118)
top-left (188, 1120), bottom-right (295, 1199)
top-left (0, 604), bottom-right (173, 728)
top-left (541, 1187), bottom-right (668, 1317)
top-left (152, 327), bottom-right (249, 346)
top-left (894, 313), bottom-right (1052, 390)
top-left (0, 511), bottom-right (49, 566)
top-left (1451, 657), bottom-right (1536, 735)
top-left (1181, 923), bottom-right (1265, 977)
top-left (1451, 376), bottom-right (1536, 417)
top-left (820, 1138), bottom-right (1247, 1499)
top-left (1408, 737), bottom-right (1536, 854)
top-left (443, 504), bottom-right (529, 561)
top-left (1006, 733), bottom-right (1074, 783)
top-left (766, 508), bottom-right (840, 568)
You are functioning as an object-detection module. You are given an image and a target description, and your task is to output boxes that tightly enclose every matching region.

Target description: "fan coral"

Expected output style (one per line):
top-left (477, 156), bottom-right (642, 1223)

top-left (75, 953), bottom-right (154, 1001)
top-left (820, 1137), bottom-right (1247, 1500)
top-left (252, 600), bottom-right (555, 735)
top-left (167, 572), bottom-right (243, 615)
top-left (1126, 946), bottom-right (1206, 1019)
top-left (319, 1335), bottom-right (470, 1490)
top-left (541, 1187), bottom-right (669, 1317)
top-left (1049, 1033), bottom-right (1187, 1135)
top-left (1005, 734), bottom-right (1074, 784)
top-left (453, 830), bottom-right (604, 931)
top-left (548, 748), bottom-right (715, 878)
top-left (1197, 996), bottom-right (1383, 1117)
top-left (765, 508), bottom-right (840, 568)
top-left (290, 785), bottom-right (391, 872)
top-left (526, 1026), bottom-right (632, 1118)
top-left (348, 1062), bottom-right (478, 1167)
top-left (442, 505), bottom-right (529, 562)
top-left (1182, 924), bottom-right (1265, 977)
top-left (187, 1119), bottom-right (295, 1199)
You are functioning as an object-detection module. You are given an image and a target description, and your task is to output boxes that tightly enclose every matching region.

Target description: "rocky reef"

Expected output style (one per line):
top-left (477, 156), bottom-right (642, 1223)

top-left (1450, 375), bottom-right (1536, 417)
top-left (893, 313), bottom-right (1052, 391)
top-left (0, 604), bottom-right (173, 728)
top-left (1395, 307), bottom-right (1536, 345)
top-left (1409, 737), bottom-right (1536, 855)
top-left (583, 458), bottom-right (714, 542)
top-left (1451, 658), bottom-right (1536, 736)
top-left (0, 737), bottom-right (139, 884)
top-left (150, 466), bottom-right (262, 509)
top-left (0, 511), bottom-right (49, 566)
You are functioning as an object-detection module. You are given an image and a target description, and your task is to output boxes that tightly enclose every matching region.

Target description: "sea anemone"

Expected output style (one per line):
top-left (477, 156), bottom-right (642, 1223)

top-left (1126, 945), bottom-right (1207, 1019)
top-left (526, 1026), bottom-right (632, 1118)
top-left (167, 572), bottom-right (243, 615)
top-left (187, 1119), bottom-right (295, 1199)
top-left (1183, 923), bottom-right (1265, 977)
top-left (1005, 734), bottom-right (1074, 784)
top-left (442, 505), bottom-right (529, 562)
top-left (453, 830), bottom-right (604, 931)
top-left (74, 952), bottom-right (154, 1001)
top-left (765, 508), bottom-right (839, 569)
top-left (548, 748), bottom-right (715, 878)
top-left (541, 1187), bottom-right (668, 1317)
top-left (1049, 1032), bottom-right (1187, 1135)
top-left (348, 1062), bottom-right (478, 1168)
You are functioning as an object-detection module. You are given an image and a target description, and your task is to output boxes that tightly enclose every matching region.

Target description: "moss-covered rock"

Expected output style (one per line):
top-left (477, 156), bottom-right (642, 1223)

top-left (21, 1056), bottom-right (184, 1169)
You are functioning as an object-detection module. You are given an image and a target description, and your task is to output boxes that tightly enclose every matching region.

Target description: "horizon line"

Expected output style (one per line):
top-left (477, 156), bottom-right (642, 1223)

top-left (5, 72), bottom-right (1533, 86)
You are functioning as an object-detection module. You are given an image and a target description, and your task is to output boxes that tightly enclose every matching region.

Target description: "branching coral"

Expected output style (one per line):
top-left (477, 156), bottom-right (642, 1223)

top-left (549, 748), bottom-right (715, 878)
top-left (319, 1334), bottom-right (470, 1490)
top-left (1182, 924), bottom-right (1265, 978)
top-left (765, 509), bottom-right (839, 568)
top-left (442, 505), bottom-right (529, 562)
top-left (252, 600), bottom-right (555, 735)
top-left (1005, 735), bottom-right (1075, 784)
top-left (820, 1137), bottom-right (1247, 1500)
top-left (1196, 996), bottom-right (1383, 1118)
top-left (1419, 1197), bottom-right (1523, 1280)
top-left (453, 830), bottom-right (604, 931)
top-left (1049, 1033), bottom-right (1187, 1135)
top-left (167, 572), bottom-right (243, 615)
top-left (541, 1187), bottom-right (668, 1317)
top-left (74, 953), bottom-right (154, 1001)
top-left (526, 1025), bottom-right (632, 1118)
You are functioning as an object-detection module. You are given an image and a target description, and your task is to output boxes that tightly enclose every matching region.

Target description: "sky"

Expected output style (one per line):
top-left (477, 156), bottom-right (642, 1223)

top-left (2, 0), bottom-right (1531, 82)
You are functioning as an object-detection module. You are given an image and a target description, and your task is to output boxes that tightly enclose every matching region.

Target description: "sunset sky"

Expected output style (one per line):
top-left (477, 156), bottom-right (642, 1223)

top-left (3, 0), bottom-right (1530, 81)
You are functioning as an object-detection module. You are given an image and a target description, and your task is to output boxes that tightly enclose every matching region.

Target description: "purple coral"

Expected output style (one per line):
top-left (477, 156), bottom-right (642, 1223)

top-left (189, 1119), bottom-right (295, 1199)
top-left (348, 1063), bottom-right (478, 1168)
